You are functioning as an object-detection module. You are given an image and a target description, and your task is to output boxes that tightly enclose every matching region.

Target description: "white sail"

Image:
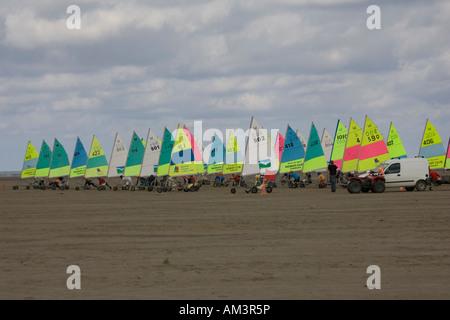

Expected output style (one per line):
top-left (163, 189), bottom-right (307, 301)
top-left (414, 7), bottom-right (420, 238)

top-left (107, 132), bottom-right (128, 178)
top-left (320, 128), bottom-right (333, 163)
top-left (296, 129), bottom-right (308, 152)
top-left (242, 117), bottom-right (279, 177)
top-left (140, 128), bottom-right (161, 177)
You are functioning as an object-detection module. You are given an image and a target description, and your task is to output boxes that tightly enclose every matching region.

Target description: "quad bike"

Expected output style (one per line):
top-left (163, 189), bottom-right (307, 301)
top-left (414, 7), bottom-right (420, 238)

top-left (346, 171), bottom-right (386, 194)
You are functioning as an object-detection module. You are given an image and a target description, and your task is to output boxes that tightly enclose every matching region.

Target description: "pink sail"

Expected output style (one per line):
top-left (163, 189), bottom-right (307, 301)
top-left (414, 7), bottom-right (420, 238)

top-left (359, 140), bottom-right (388, 160)
top-left (274, 132), bottom-right (284, 165)
top-left (183, 125), bottom-right (204, 172)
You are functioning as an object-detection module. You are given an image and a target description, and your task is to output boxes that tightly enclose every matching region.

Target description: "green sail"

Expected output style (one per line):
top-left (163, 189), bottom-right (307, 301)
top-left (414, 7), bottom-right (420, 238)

top-left (386, 122), bottom-right (407, 159)
top-left (124, 131), bottom-right (145, 177)
top-left (302, 122), bottom-right (328, 173)
top-left (85, 136), bottom-right (109, 178)
top-left (157, 127), bottom-right (175, 176)
top-left (35, 140), bottom-right (52, 178)
top-left (48, 138), bottom-right (71, 178)
top-left (21, 141), bottom-right (39, 179)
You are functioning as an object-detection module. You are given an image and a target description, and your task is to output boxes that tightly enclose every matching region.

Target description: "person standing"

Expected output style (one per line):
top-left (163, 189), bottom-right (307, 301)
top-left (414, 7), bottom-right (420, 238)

top-left (328, 160), bottom-right (338, 192)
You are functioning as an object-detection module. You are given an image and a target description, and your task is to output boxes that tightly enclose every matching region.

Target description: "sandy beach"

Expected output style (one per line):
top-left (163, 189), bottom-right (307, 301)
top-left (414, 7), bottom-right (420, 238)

top-left (0, 177), bottom-right (449, 300)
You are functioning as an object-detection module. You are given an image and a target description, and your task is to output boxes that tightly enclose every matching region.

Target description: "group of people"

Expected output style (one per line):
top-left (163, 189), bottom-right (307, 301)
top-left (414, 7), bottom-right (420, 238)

top-left (83, 177), bottom-right (112, 189)
top-left (284, 160), bottom-right (340, 192)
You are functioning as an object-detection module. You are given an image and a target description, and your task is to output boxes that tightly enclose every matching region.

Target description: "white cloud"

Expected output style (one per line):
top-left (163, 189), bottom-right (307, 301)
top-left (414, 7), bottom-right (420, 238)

top-left (1, 0), bottom-right (449, 170)
top-left (243, 13), bottom-right (319, 47)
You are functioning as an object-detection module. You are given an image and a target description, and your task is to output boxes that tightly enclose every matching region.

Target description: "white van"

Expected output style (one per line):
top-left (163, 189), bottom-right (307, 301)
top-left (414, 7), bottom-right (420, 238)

top-left (382, 158), bottom-right (430, 191)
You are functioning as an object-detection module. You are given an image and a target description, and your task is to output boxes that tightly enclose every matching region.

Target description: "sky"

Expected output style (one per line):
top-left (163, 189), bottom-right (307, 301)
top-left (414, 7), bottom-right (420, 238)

top-left (1, 0), bottom-right (449, 171)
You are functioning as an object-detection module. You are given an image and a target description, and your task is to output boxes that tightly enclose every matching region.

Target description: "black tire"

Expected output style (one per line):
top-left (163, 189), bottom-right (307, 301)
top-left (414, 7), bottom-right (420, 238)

top-left (231, 188), bottom-right (236, 194)
top-left (405, 187), bottom-right (414, 192)
top-left (157, 188), bottom-right (162, 193)
top-left (415, 180), bottom-right (427, 191)
top-left (147, 187), bottom-right (153, 192)
top-left (213, 181), bottom-right (219, 187)
top-left (300, 183), bottom-right (305, 188)
top-left (52, 185), bottom-right (57, 190)
top-left (183, 188), bottom-right (189, 192)
top-left (97, 186), bottom-right (103, 191)
top-left (266, 186), bottom-right (272, 193)
top-left (162, 187), bottom-right (167, 192)
top-left (41, 186), bottom-right (46, 190)
top-left (178, 187), bottom-right (183, 191)
top-left (347, 180), bottom-right (362, 194)
top-left (75, 186), bottom-right (80, 190)
top-left (251, 186), bottom-right (258, 193)
top-left (131, 187), bottom-right (136, 191)
top-left (113, 186), bottom-right (118, 191)
top-left (372, 180), bottom-right (386, 193)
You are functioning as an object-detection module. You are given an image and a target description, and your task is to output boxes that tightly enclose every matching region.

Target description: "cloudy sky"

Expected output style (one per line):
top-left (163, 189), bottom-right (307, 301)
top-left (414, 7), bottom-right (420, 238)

top-left (1, 0), bottom-right (449, 171)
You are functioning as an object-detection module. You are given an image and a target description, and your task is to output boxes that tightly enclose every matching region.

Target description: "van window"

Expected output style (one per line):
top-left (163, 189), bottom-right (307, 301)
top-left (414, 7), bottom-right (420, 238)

top-left (385, 163), bottom-right (400, 174)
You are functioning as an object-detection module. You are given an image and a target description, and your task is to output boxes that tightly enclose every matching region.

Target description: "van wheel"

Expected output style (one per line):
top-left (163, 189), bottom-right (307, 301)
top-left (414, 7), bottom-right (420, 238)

top-left (415, 180), bottom-right (427, 191)
top-left (405, 187), bottom-right (414, 192)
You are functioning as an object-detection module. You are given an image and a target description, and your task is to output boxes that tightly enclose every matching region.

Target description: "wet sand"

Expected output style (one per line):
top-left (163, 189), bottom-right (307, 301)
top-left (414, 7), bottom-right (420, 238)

top-left (1, 177), bottom-right (449, 300)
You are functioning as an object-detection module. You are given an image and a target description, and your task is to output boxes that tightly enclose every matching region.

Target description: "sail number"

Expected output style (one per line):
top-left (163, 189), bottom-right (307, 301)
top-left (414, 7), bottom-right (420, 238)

top-left (367, 134), bottom-right (380, 142)
top-left (423, 138), bottom-right (434, 145)
top-left (284, 142), bottom-right (294, 149)
top-left (253, 135), bottom-right (265, 143)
